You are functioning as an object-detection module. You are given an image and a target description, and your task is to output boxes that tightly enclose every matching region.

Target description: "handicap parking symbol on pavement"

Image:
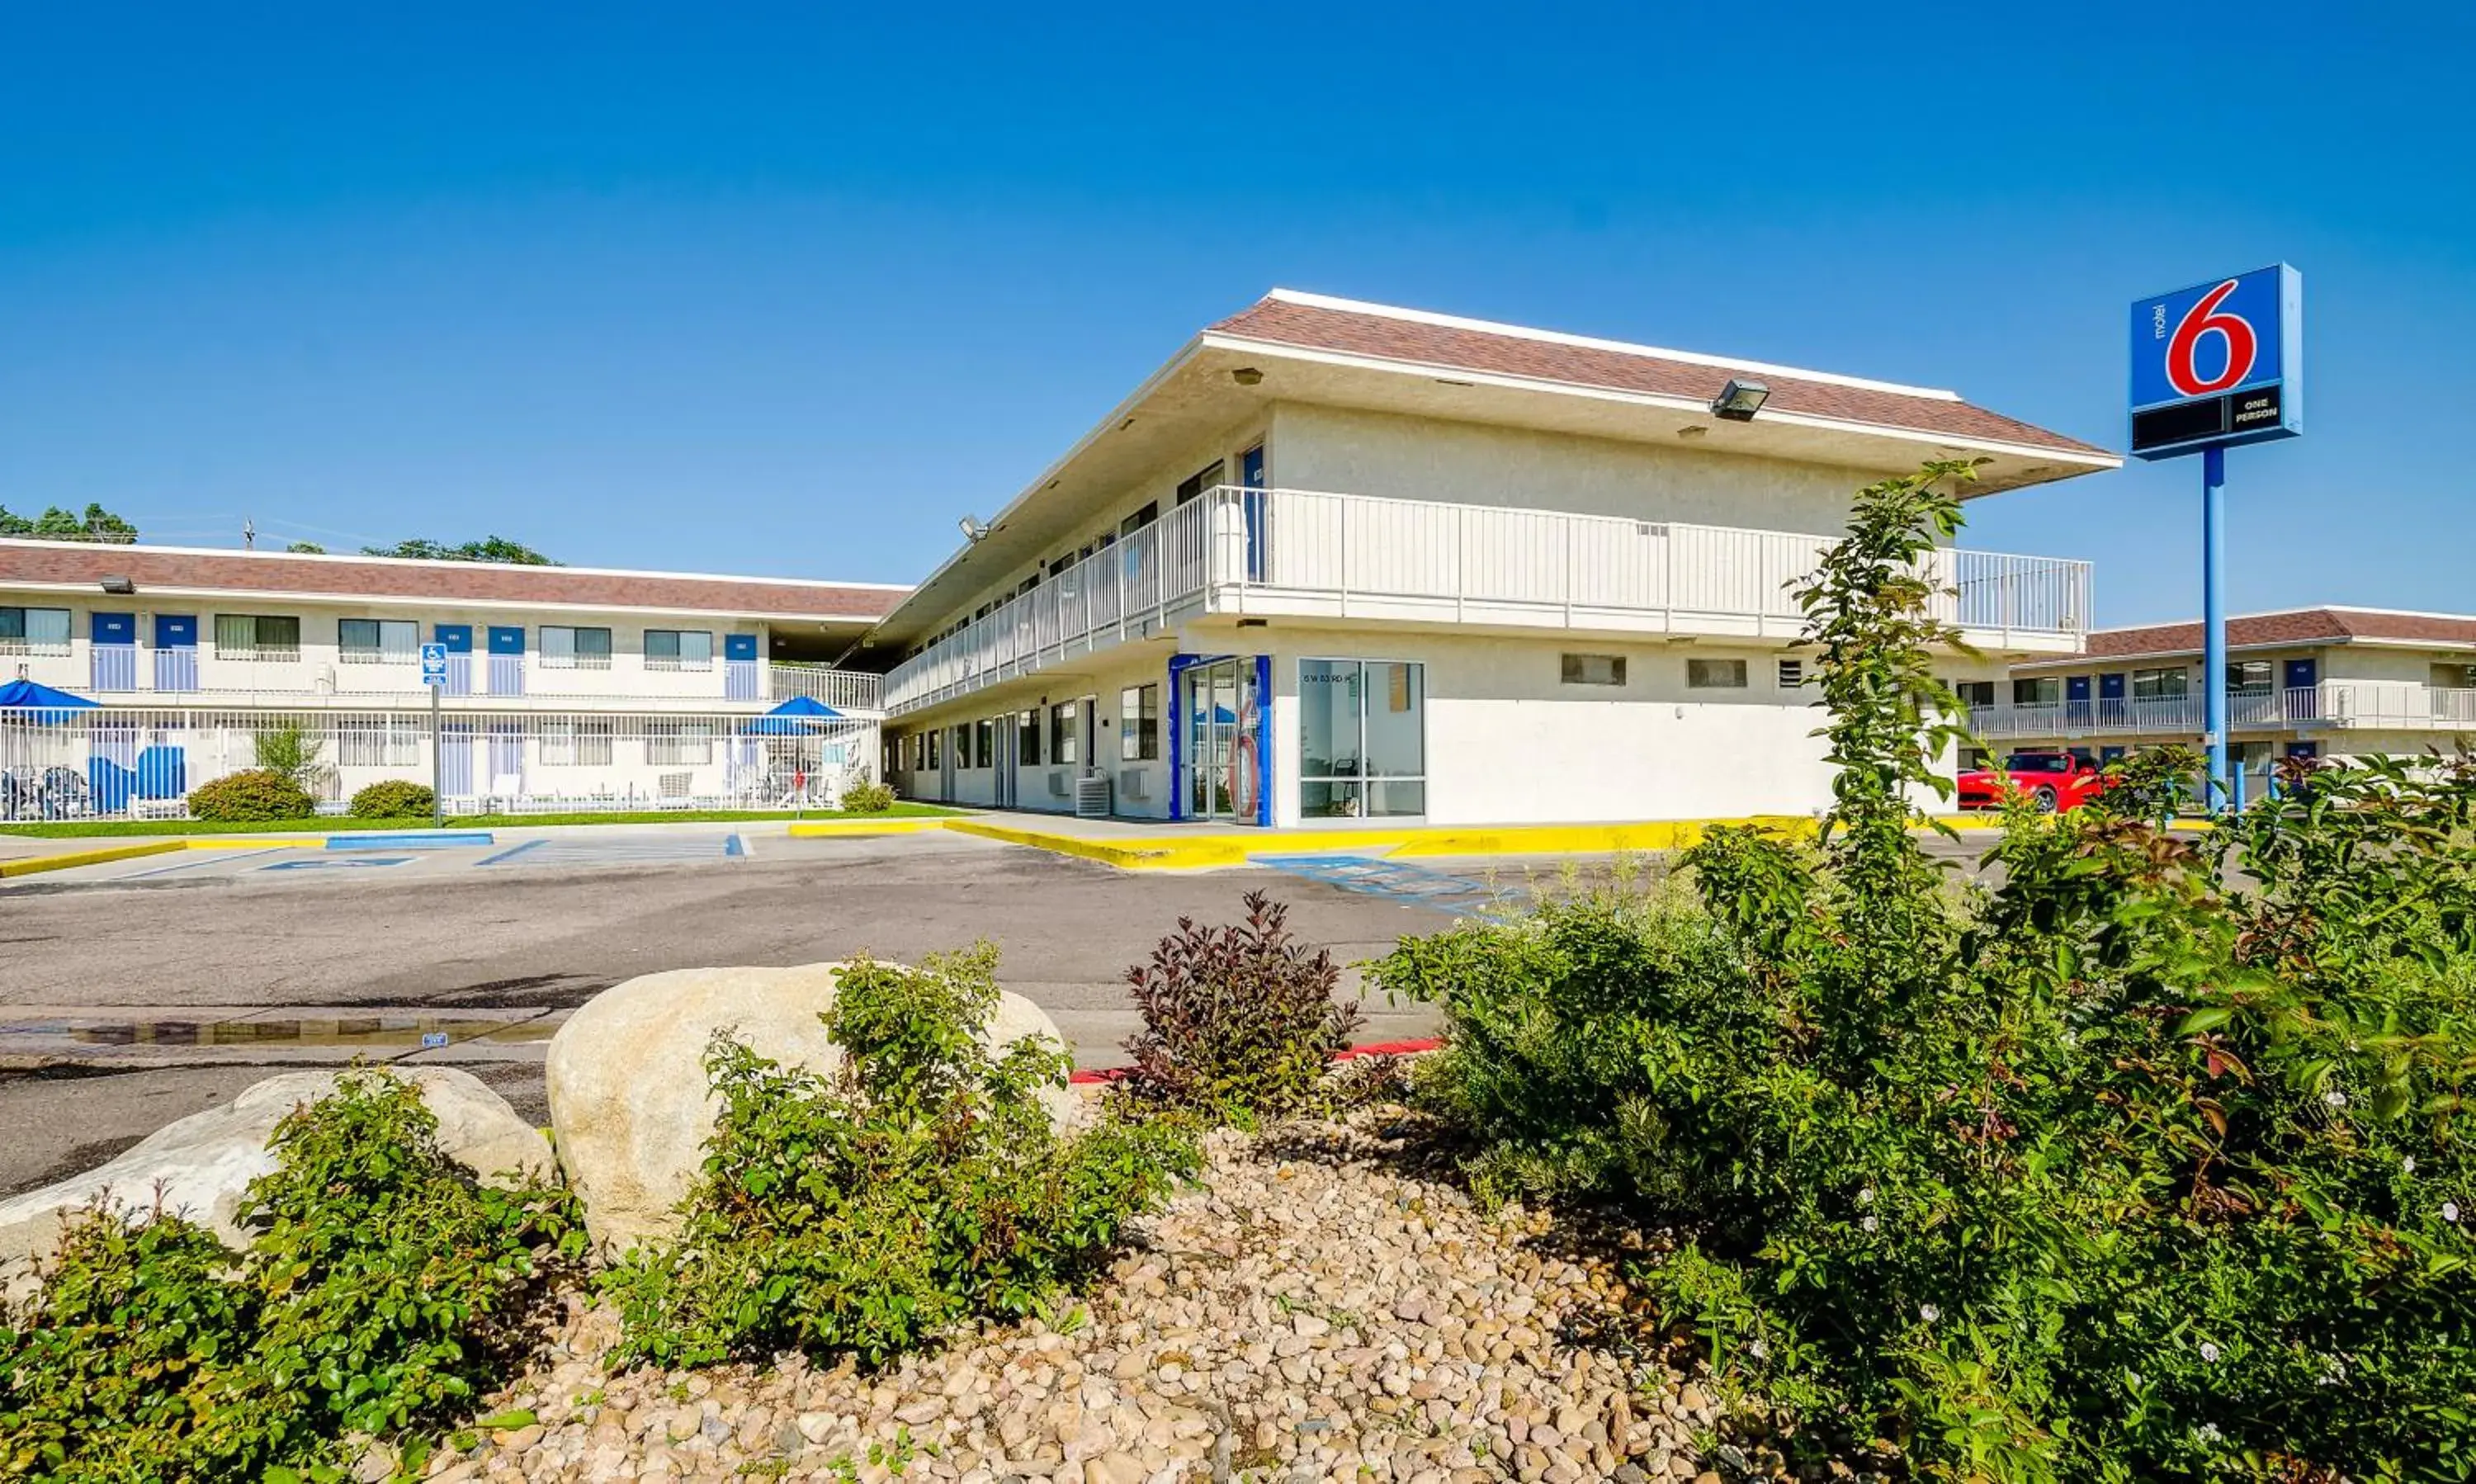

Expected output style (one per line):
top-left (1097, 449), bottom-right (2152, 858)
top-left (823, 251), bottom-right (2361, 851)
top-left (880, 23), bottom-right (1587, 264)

top-left (261, 856), bottom-right (414, 872)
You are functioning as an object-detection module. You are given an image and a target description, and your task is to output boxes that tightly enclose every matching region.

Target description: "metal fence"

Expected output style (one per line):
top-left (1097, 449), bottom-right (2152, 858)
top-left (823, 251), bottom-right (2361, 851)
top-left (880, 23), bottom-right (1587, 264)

top-left (0, 707), bottom-right (882, 821)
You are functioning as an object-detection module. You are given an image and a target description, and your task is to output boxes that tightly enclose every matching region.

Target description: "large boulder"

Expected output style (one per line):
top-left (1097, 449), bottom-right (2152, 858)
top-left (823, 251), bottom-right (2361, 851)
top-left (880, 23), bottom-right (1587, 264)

top-left (544, 962), bottom-right (1076, 1253)
top-left (0, 1067), bottom-right (550, 1288)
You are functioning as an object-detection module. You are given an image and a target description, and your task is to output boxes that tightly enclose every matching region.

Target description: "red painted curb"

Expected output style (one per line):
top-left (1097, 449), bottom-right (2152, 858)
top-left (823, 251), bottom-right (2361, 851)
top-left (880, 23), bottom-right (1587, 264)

top-left (1067, 1037), bottom-right (1441, 1085)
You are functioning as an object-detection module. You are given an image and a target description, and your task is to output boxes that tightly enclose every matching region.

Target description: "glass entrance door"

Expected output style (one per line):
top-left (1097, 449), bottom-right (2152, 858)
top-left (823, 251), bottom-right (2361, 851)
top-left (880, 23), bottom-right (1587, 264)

top-left (1185, 659), bottom-right (1238, 820)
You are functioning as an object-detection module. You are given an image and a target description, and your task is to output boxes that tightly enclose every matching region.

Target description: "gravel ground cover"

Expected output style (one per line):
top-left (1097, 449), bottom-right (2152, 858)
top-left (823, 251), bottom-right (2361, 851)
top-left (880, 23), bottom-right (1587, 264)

top-left (404, 1114), bottom-right (1734, 1484)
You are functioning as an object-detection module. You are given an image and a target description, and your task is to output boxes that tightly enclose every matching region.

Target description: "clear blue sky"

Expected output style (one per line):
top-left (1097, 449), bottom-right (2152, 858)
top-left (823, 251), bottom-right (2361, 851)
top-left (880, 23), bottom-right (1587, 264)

top-left (2, 2), bottom-right (2469, 624)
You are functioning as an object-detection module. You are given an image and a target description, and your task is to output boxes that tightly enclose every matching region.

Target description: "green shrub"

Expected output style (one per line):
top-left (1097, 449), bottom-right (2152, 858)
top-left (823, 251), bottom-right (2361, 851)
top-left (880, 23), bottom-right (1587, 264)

top-left (839, 778), bottom-right (895, 814)
top-left (347, 780), bottom-right (435, 818)
top-left (1116, 890), bottom-right (1361, 1123)
top-left (1377, 461), bottom-right (2476, 1482)
top-left (0, 1070), bottom-right (584, 1480)
top-left (251, 723), bottom-right (324, 788)
top-left (187, 768), bottom-right (317, 821)
top-left (602, 944), bottom-right (1198, 1368)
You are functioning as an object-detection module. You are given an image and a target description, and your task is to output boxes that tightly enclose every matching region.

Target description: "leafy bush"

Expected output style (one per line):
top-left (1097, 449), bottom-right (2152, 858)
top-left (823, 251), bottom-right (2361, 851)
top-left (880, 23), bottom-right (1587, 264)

top-left (1116, 891), bottom-right (1361, 1122)
top-left (0, 1070), bottom-right (584, 1480)
top-left (252, 724), bottom-right (324, 788)
top-left (1377, 461), bottom-right (2476, 1482)
top-left (839, 778), bottom-right (896, 814)
top-left (187, 768), bottom-right (318, 821)
top-left (602, 944), bottom-right (1198, 1369)
top-left (347, 779), bottom-right (435, 818)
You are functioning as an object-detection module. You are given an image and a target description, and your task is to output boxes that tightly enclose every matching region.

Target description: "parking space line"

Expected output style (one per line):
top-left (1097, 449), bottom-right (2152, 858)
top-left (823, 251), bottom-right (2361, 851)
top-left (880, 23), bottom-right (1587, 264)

top-left (476, 839), bottom-right (548, 867)
top-left (118, 845), bottom-right (293, 879)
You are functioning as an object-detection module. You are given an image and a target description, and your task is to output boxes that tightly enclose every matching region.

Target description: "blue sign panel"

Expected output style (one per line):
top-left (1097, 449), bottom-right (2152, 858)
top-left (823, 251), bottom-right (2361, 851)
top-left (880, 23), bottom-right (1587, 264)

top-left (419, 642), bottom-right (450, 685)
top-left (2128, 263), bottom-right (2304, 460)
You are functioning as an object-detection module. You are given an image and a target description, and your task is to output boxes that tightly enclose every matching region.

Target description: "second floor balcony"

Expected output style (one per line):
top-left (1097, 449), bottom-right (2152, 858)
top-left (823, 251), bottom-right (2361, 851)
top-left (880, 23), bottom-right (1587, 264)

top-left (1973, 683), bottom-right (2476, 739)
top-left (6, 644), bottom-right (882, 716)
top-left (883, 484), bottom-right (2093, 716)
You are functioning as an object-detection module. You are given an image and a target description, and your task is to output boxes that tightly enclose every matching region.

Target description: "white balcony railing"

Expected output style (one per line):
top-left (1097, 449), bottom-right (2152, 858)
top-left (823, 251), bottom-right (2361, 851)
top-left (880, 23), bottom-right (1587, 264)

top-left (767, 663), bottom-right (883, 714)
top-left (30, 644), bottom-right (884, 716)
top-left (1971, 685), bottom-right (2476, 739)
top-left (882, 484), bottom-right (2093, 716)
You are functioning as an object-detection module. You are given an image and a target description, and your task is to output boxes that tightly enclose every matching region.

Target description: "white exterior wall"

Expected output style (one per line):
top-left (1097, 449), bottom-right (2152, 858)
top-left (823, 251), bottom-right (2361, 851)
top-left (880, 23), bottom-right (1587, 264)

top-left (1268, 403), bottom-right (1881, 536)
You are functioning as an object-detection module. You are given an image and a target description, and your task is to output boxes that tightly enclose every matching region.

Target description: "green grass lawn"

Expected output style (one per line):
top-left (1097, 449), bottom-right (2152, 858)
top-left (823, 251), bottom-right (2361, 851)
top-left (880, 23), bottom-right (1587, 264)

top-left (0, 802), bottom-right (961, 839)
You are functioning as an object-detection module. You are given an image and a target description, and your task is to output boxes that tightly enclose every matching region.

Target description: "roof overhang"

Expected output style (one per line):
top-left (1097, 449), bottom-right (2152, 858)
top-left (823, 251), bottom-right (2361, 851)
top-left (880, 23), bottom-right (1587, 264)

top-left (869, 328), bottom-right (2119, 650)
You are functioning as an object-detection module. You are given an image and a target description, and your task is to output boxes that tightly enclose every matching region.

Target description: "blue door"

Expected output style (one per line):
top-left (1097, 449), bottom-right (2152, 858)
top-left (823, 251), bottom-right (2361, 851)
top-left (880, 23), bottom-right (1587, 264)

top-left (154, 615), bottom-right (198, 692)
top-left (2097, 672), bottom-right (2126, 726)
top-left (2065, 674), bottom-right (2092, 729)
top-left (486, 626), bottom-right (524, 696)
top-left (725, 633), bottom-right (758, 700)
top-left (1240, 444), bottom-right (1267, 583)
top-left (433, 624), bottom-right (474, 695)
top-left (2284, 658), bottom-right (2319, 721)
top-left (89, 612), bottom-right (136, 692)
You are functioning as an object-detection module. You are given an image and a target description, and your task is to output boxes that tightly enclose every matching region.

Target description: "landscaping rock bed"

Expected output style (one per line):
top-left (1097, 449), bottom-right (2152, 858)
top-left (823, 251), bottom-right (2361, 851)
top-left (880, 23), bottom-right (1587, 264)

top-left (423, 1115), bottom-right (1718, 1483)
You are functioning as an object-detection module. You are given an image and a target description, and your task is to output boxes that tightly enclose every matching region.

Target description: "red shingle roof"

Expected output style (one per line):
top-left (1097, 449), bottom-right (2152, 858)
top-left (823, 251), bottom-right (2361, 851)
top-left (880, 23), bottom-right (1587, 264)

top-left (2080, 609), bottom-right (2476, 659)
top-left (0, 540), bottom-right (905, 621)
top-left (1207, 294), bottom-right (2113, 461)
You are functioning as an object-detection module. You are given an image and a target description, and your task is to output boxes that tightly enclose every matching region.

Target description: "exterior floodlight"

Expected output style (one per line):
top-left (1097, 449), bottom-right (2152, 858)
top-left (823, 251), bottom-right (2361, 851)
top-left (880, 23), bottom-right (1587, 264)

top-left (958, 517), bottom-right (988, 543)
top-left (1231, 366), bottom-right (1264, 386)
top-left (1710, 380), bottom-right (1770, 421)
top-left (99, 575), bottom-right (136, 595)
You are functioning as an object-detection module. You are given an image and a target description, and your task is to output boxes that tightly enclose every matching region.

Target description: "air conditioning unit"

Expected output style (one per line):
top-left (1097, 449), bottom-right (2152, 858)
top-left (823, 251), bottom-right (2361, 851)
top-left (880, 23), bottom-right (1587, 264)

top-left (1047, 768), bottom-right (1073, 798)
top-left (1118, 768), bottom-right (1151, 801)
top-left (1075, 773), bottom-right (1113, 819)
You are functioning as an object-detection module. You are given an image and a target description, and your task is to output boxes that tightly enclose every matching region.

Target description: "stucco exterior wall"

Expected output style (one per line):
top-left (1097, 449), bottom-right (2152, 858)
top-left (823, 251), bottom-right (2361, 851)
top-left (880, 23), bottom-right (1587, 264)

top-left (1267, 404), bottom-right (1881, 537)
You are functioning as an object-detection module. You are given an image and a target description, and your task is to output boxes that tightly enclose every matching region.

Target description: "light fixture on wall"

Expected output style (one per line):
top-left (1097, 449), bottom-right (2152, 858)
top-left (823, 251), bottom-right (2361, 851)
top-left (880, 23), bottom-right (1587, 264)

top-left (1709, 379), bottom-right (1770, 421)
top-left (957, 517), bottom-right (990, 544)
top-left (1676, 424), bottom-right (1710, 440)
top-left (1231, 366), bottom-right (1264, 386)
top-left (98, 575), bottom-right (135, 595)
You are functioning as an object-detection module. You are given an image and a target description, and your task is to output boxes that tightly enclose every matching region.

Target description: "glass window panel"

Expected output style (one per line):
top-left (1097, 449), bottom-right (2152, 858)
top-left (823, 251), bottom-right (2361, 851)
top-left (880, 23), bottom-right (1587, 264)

top-left (1955, 680), bottom-right (1996, 710)
top-left (1366, 778), bottom-right (1426, 817)
top-left (645, 630), bottom-right (681, 660)
top-left (2012, 677), bottom-right (2061, 707)
top-left (1298, 659), bottom-right (1357, 778)
top-left (1302, 779), bottom-right (1361, 819)
top-left (1362, 663), bottom-right (1424, 778)
top-left (1018, 711), bottom-right (1042, 767)
top-left (1686, 658), bottom-right (1748, 689)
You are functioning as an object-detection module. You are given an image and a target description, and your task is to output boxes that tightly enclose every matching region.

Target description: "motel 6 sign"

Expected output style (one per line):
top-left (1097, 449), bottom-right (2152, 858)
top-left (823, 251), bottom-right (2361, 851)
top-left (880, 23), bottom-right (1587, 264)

top-left (2128, 263), bottom-right (2304, 460)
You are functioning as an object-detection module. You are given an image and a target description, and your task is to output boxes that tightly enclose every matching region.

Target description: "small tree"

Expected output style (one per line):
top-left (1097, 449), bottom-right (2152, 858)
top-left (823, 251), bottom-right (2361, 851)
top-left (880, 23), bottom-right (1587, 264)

top-left (253, 723), bottom-right (324, 790)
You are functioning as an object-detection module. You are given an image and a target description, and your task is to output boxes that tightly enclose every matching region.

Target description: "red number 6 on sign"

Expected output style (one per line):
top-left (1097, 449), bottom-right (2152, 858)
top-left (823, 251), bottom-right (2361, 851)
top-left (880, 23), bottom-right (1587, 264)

top-left (2166, 279), bottom-right (2258, 397)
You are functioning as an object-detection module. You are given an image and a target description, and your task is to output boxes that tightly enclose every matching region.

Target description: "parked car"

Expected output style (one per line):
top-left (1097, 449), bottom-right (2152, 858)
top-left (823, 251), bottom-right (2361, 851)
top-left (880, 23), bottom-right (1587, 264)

top-left (1957, 751), bottom-right (2113, 813)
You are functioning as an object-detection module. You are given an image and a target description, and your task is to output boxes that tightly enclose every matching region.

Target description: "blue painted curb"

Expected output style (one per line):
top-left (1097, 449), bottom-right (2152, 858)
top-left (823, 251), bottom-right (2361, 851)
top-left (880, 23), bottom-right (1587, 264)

top-left (324, 831), bottom-right (496, 850)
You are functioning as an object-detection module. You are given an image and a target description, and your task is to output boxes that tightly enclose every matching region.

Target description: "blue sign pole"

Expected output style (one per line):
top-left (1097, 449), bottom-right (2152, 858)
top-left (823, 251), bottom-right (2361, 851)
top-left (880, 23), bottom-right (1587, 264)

top-left (2129, 264), bottom-right (2302, 816)
top-left (2203, 445), bottom-right (2228, 811)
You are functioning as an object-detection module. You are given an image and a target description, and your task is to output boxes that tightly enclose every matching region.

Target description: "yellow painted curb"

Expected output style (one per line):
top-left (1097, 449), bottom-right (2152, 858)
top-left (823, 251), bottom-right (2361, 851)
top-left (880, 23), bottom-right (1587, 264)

top-left (785, 817), bottom-right (951, 838)
top-left (943, 819), bottom-right (1250, 869)
top-left (0, 840), bottom-right (186, 877)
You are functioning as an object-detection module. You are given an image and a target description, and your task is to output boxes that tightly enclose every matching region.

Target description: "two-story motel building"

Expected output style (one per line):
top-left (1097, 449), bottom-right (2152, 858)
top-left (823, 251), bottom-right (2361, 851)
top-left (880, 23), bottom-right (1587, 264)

top-left (872, 291), bottom-right (2119, 826)
top-left (0, 540), bottom-right (901, 816)
top-left (1977, 607), bottom-right (2476, 799)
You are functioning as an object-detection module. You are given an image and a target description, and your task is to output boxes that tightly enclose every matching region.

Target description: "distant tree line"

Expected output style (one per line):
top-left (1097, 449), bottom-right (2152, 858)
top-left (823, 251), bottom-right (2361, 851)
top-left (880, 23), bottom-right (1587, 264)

top-left (0, 503), bottom-right (138, 543)
top-left (281, 536), bottom-right (560, 565)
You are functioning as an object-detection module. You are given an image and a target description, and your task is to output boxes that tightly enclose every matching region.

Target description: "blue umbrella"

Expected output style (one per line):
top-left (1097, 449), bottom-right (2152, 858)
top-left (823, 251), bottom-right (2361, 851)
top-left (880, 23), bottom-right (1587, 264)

top-left (0, 678), bottom-right (98, 722)
top-left (740, 694), bottom-right (844, 735)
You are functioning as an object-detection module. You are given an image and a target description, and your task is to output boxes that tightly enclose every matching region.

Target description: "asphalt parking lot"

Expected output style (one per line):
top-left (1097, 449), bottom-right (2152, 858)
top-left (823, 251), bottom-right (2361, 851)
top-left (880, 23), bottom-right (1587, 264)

top-left (0, 824), bottom-right (2009, 1197)
top-left (0, 827), bottom-right (1618, 1197)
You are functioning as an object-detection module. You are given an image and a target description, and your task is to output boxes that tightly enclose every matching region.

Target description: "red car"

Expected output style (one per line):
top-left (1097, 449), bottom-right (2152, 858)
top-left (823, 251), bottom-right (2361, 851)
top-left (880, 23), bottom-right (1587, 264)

top-left (1958, 751), bottom-right (2113, 813)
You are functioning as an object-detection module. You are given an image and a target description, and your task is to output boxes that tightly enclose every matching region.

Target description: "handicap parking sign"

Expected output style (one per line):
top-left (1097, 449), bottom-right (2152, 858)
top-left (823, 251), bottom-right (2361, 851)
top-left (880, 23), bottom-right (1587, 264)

top-left (420, 643), bottom-right (450, 685)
